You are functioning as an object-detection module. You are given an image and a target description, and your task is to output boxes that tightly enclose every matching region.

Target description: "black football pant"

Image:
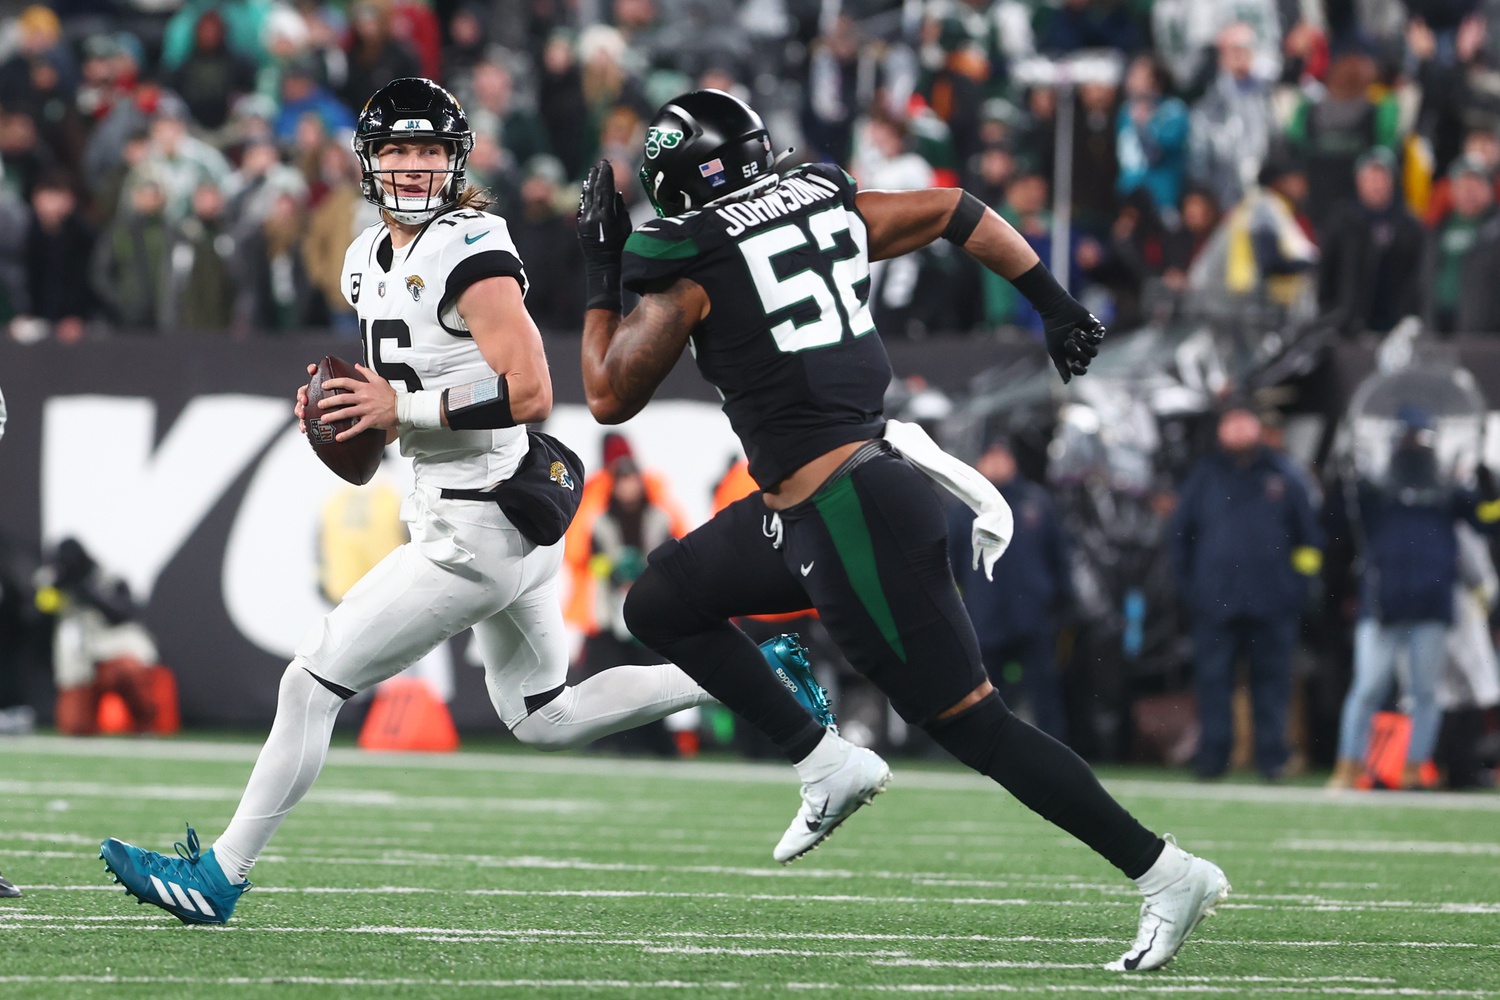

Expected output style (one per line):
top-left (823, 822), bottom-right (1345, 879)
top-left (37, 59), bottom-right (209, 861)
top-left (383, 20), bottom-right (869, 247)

top-left (624, 443), bottom-right (1162, 878)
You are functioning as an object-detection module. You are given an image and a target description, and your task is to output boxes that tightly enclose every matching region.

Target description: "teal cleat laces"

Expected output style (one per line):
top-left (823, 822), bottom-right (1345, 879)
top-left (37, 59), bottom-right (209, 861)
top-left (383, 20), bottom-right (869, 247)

top-left (759, 633), bottom-right (836, 731)
top-left (100, 825), bottom-right (250, 925)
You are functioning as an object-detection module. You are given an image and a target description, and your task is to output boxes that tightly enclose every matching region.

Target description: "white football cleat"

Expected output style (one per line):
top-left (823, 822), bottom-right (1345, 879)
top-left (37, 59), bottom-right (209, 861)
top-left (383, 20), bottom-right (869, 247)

top-left (773, 741), bottom-right (890, 864)
top-left (1106, 843), bottom-right (1230, 972)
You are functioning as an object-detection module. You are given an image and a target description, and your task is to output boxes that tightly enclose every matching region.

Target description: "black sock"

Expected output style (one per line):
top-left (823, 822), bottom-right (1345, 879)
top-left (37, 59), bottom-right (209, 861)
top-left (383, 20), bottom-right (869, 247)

top-left (625, 572), bottom-right (825, 763)
top-left (926, 692), bottom-right (1163, 878)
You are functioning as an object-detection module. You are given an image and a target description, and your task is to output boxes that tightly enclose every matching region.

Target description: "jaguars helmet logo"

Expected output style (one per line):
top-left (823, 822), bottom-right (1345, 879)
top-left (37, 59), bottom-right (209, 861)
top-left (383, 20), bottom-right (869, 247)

top-left (549, 461), bottom-right (575, 490)
top-left (405, 275), bottom-right (425, 302)
top-left (644, 126), bottom-right (684, 160)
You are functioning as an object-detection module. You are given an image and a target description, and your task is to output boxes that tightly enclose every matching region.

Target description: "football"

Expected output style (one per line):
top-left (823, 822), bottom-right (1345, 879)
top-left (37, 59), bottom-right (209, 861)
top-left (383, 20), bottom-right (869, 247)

top-left (304, 355), bottom-right (386, 485)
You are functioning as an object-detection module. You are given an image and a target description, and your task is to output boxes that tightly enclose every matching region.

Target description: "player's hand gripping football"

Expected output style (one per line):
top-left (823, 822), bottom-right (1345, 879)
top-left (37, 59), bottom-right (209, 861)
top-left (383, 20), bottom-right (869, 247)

top-left (1042, 297), bottom-right (1106, 384)
top-left (577, 159), bottom-right (632, 312)
top-left (317, 363), bottom-right (398, 442)
top-left (294, 363), bottom-right (317, 433)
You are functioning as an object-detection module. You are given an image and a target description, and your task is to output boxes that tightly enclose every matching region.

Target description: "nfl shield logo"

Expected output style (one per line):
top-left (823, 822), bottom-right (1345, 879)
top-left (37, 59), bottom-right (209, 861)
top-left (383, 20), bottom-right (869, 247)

top-left (377, 280), bottom-right (386, 297)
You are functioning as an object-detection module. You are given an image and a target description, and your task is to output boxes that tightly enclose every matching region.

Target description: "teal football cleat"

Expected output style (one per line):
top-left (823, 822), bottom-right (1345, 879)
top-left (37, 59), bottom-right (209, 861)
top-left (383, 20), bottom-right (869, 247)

top-left (100, 825), bottom-right (250, 925)
top-left (759, 633), bottom-right (836, 730)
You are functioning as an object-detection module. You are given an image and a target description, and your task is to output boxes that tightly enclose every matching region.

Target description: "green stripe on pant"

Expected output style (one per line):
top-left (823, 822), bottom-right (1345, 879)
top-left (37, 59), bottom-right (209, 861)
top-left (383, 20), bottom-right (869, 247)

top-left (812, 475), bottom-right (906, 662)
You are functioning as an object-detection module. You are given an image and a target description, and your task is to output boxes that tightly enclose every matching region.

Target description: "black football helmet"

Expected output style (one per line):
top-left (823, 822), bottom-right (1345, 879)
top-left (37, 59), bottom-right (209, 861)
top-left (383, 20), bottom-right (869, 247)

top-left (638, 89), bottom-right (775, 217)
top-left (352, 77), bottom-right (474, 225)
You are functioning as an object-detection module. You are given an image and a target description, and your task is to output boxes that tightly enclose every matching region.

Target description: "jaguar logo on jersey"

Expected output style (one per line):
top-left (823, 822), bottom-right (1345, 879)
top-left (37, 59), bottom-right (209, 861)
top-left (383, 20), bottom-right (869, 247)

top-left (698, 157), bottom-right (727, 188)
top-left (644, 126), bottom-right (683, 160)
top-left (405, 275), bottom-right (425, 302)
top-left (350, 273), bottom-right (362, 304)
top-left (549, 461), bottom-right (574, 490)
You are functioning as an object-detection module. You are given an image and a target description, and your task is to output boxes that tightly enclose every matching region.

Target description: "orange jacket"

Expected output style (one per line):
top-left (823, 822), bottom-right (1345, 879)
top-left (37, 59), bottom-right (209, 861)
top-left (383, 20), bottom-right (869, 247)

top-left (563, 469), bottom-right (691, 634)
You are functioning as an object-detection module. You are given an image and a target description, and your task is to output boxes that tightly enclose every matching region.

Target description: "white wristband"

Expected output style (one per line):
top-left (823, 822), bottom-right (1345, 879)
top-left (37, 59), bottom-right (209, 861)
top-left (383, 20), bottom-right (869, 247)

top-left (395, 390), bottom-right (443, 429)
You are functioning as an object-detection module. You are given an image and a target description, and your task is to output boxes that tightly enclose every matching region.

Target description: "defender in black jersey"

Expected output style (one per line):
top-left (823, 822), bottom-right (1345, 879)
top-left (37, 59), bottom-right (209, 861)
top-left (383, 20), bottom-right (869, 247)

top-left (578, 89), bottom-right (1230, 973)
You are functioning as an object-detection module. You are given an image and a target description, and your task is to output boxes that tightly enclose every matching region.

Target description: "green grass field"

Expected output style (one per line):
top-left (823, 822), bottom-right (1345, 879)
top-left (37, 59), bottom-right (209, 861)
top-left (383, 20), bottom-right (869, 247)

top-left (1, 735), bottom-right (1497, 998)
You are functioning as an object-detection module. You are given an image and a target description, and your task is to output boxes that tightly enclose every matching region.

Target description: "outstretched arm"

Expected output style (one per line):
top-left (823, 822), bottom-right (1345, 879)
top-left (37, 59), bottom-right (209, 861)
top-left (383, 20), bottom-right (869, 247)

top-left (577, 159), bottom-right (708, 423)
top-left (582, 278), bottom-right (707, 424)
top-left (858, 188), bottom-right (1037, 278)
top-left (856, 187), bottom-right (1103, 382)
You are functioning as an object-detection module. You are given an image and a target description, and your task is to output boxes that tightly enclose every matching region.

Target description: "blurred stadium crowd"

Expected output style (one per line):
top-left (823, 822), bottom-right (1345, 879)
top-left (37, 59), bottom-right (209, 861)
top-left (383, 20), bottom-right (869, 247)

top-left (2, 0), bottom-right (1500, 340)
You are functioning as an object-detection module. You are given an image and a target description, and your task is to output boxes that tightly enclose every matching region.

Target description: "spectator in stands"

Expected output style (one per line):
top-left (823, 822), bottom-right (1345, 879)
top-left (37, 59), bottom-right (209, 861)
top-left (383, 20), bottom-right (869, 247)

top-left (0, 112), bottom-right (56, 202)
top-left (19, 176), bottom-right (95, 345)
top-left (1192, 158), bottom-right (1319, 313)
top-left (164, 182), bottom-right (237, 333)
top-left (509, 155), bottom-right (584, 333)
top-left (539, 31), bottom-right (588, 179)
top-left (1072, 78), bottom-right (1122, 233)
top-left (851, 113), bottom-right (935, 191)
top-left (579, 25), bottom-right (648, 167)
top-left (1410, 14), bottom-right (1493, 177)
top-left (1329, 408), bottom-right (1500, 789)
top-left (465, 60), bottom-right (552, 175)
top-left (235, 190), bottom-right (318, 333)
top-left (1427, 155), bottom-right (1500, 333)
top-left (443, 5), bottom-right (492, 97)
top-left (166, 10), bottom-right (258, 135)
top-left (1151, 0), bottom-right (1283, 96)
top-left (948, 439), bottom-right (1073, 743)
top-left (340, 1), bottom-right (423, 114)
top-left (1287, 48), bottom-right (1401, 231)
top-left (88, 130), bottom-right (151, 232)
top-left (801, 14), bottom-right (862, 164)
top-left (1172, 402), bottom-right (1323, 780)
top-left (89, 177), bottom-right (170, 331)
top-left (302, 144), bottom-right (377, 336)
top-left (74, 34), bottom-right (137, 126)
top-left (1423, 127), bottom-right (1500, 225)
top-left (1189, 23), bottom-right (1277, 209)
top-left (1116, 55), bottom-right (1190, 214)
top-left (1317, 148), bottom-right (1426, 336)
top-left (224, 137), bottom-right (308, 229)
top-left (142, 95), bottom-right (232, 221)
top-left (0, 6), bottom-right (77, 113)
top-left (1041, 0), bottom-right (1144, 55)
top-left (274, 58), bottom-right (354, 144)
top-left (160, 0), bottom-right (273, 74)
top-left (969, 140), bottom-right (1016, 209)
top-left (1161, 185), bottom-right (1220, 290)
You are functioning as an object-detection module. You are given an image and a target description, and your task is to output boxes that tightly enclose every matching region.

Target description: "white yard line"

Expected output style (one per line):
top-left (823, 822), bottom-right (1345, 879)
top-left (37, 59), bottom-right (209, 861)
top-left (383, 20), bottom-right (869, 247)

top-left (5, 734), bottom-right (1500, 812)
top-left (0, 976), bottom-right (1492, 996)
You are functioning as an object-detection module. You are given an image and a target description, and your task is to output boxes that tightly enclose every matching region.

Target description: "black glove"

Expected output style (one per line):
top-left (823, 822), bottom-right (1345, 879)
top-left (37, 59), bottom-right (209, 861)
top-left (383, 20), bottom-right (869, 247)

top-left (1010, 262), bottom-right (1105, 383)
top-left (577, 159), bottom-right (633, 312)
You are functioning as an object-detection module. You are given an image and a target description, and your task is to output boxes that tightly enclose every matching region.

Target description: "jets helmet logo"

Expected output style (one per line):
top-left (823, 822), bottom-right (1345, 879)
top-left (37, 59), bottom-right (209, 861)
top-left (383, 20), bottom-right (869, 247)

top-left (406, 275), bottom-right (425, 302)
top-left (549, 461), bottom-right (574, 490)
top-left (644, 126), bottom-right (684, 160)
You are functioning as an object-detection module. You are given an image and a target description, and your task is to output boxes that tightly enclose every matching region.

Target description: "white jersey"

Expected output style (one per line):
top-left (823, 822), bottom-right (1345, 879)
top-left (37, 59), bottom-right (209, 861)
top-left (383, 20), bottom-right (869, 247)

top-left (341, 208), bottom-right (530, 490)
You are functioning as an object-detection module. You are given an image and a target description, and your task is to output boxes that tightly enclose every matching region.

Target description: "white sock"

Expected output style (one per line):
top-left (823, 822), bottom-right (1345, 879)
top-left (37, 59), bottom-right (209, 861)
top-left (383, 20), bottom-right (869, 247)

top-left (1134, 837), bottom-right (1193, 896)
top-left (510, 663), bottom-right (711, 752)
top-left (213, 664), bottom-right (345, 882)
top-left (793, 728), bottom-right (846, 784)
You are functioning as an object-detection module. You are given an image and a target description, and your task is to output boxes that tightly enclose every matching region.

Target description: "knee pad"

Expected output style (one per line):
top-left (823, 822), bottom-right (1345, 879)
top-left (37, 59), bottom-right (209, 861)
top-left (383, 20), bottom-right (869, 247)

top-left (622, 564), bottom-right (715, 650)
top-left (921, 691), bottom-right (1015, 772)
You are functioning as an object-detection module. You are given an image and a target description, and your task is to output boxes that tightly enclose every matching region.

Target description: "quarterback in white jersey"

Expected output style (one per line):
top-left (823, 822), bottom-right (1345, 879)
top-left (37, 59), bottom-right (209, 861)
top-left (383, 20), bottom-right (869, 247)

top-left (98, 79), bottom-right (737, 925)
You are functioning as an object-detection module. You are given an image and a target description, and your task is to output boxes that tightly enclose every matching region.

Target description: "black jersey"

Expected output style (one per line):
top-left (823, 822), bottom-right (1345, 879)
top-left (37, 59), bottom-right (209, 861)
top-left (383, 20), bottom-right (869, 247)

top-left (620, 163), bottom-right (891, 488)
